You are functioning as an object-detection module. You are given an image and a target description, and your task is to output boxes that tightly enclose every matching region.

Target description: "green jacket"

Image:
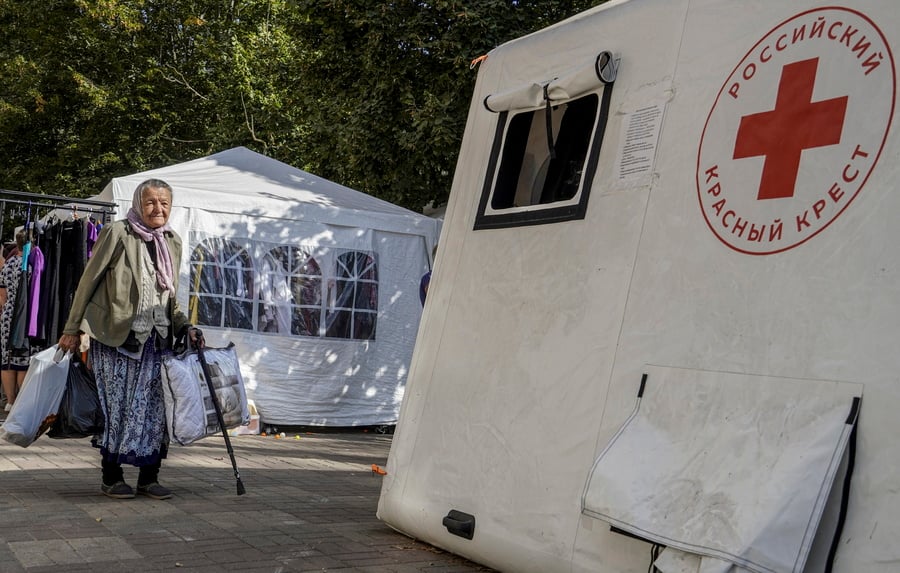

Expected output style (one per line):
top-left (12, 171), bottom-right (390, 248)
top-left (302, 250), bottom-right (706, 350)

top-left (62, 219), bottom-right (189, 347)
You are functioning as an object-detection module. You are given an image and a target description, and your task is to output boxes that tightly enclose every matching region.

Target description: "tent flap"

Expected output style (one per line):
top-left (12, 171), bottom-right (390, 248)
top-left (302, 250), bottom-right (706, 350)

top-left (483, 51), bottom-right (617, 113)
top-left (582, 365), bottom-right (862, 573)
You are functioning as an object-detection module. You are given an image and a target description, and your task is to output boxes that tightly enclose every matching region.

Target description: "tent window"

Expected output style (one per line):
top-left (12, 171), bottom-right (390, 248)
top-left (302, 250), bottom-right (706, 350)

top-left (187, 236), bottom-right (380, 341)
top-left (474, 78), bottom-right (614, 230)
top-left (257, 246), bottom-right (322, 337)
top-left (189, 238), bottom-right (254, 331)
top-left (492, 95), bottom-right (598, 210)
top-left (325, 251), bottom-right (377, 340)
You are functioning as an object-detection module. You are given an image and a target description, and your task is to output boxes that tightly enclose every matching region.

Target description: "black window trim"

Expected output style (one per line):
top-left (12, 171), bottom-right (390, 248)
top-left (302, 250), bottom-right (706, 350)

top-left (473, 81), bottom-right (615, 230)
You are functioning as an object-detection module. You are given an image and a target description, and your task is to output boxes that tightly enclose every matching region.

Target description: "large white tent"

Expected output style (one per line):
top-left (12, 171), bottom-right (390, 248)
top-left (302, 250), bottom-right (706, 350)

top-left (91, 146), bottom-right (440, 427)
top-left (378, 1), bottom-right (898, 572)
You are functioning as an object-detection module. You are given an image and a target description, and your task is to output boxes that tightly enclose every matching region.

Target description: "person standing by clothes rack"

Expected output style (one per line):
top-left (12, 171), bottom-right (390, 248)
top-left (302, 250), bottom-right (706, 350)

top-left (57, 179), bottom-right (199, 500)
top-left (0, 231), bottom-right (32, 412)
top-left (0, 242), bottom-right (7, 410)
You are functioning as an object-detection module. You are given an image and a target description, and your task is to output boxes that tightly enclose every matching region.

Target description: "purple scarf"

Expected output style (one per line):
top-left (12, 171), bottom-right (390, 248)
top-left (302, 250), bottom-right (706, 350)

top-left (126, 208), bottom-right (176, 295)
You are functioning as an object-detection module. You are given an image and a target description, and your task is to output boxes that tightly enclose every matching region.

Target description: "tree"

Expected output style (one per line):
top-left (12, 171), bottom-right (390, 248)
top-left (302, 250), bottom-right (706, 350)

top-left (0, 0), bottom-right (605, 212)
top-left (0, 0), bottom-right (307, 196)
top-left (288, 0), bottom-right (605, 209)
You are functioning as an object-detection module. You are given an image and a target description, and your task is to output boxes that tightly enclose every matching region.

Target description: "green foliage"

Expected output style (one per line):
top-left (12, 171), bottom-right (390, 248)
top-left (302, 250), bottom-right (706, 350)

top-left (0, 0), bottom-right (605, 211)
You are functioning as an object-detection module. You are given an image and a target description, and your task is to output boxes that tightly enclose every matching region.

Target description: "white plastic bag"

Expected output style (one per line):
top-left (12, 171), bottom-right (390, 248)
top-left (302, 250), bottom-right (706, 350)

top-left (0, 346), bottom-right (70, 447)
top-left (160, 343), bottom-right (250, 446)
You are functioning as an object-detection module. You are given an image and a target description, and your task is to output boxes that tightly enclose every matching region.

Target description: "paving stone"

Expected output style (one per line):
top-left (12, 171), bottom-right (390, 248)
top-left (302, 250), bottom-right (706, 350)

top-left (0, 430), bottom-right (492, 572)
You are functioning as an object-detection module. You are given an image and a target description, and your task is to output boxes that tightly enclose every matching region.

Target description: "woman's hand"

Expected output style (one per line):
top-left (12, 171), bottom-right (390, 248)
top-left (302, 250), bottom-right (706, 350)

top-left (188, 327), bottom-right (204, 348)
top-left (58, 333), bottom-right (82, 353)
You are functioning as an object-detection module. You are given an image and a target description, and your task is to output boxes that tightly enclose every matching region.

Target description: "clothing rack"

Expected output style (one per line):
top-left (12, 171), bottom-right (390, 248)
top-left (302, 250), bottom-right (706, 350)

top-left (0, 189), bottom-right (118, 242)
top-left (0, 189), bottom-right (115, 348)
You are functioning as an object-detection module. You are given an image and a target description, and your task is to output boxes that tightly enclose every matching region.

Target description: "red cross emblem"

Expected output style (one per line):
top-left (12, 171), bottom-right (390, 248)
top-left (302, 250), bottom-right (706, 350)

top-left (733, 58), bottom-right (848, 201)
top-left (696, 6), bottom-right (895, 255)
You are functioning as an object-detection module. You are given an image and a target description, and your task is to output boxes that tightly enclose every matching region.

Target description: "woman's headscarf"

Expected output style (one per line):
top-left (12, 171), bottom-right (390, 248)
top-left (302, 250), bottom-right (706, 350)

top-left (126, 179), bottom-right (176, 295)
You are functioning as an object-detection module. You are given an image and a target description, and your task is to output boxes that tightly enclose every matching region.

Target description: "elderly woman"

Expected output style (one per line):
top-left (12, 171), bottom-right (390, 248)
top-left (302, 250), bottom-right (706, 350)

top-left (58, 179), bottom-right (196, 500)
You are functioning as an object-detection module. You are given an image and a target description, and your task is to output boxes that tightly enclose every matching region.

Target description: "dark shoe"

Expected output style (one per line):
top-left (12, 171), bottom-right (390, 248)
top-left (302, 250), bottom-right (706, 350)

top-left (136, 482), bottom-right (173, 500)
top-left (101, 481), bottom-right (135, 499)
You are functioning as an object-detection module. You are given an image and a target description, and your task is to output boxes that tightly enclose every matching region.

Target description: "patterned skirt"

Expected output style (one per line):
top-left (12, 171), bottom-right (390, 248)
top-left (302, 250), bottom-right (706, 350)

top-left (90, 337), bottom-right (169, 467)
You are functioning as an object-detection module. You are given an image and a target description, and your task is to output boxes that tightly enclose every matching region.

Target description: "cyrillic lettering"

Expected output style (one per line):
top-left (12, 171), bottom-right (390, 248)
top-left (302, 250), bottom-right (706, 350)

top-left (722, 209), bottom-right (735, 227)
top-left (851, 145), bottom-right (869, 161)
top-left (796, 211), bottom-right (811, 231)
top-left (742, 62), bottom-right (756, 80)
top-left (775, 34), bottom-right (788, 51)
top-left (841, 164), bottom-right (858, 183)
top-left (792, 26), bottom-right (806, 44)
top-left (748, 224), bottom-right (765, 242)
top-left (732, 217), bottom-right (748, 237)
top-left (728, 83), bottom-right (740, 99)
top-left (851, 37), bottom-right (871, 59)
top-left (760, 45), bottom-right (773, 62)
top-left (705, 165), bottom-right (720, 183)
top-left (828, 183), bottom-right (845, 203)
top-left (769, 220), bottom-right (783, 242)
top-left (810, 17), bottom-right (826, 39)
top-left (862, 51), bottom-right (883, 75)
top-left (839, 26), bottom-right (857, 47)
top-left (828, 21), bottom-right (843, 40)
top-left (712, 199), bottom-right (726, 216)
top-left (812, 199), bottom-right (827, 219)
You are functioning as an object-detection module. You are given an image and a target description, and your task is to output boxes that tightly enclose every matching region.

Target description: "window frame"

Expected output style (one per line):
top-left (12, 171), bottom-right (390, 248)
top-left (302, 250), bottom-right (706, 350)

top-left (188, 237), bottom-right (255, 331)
top-left (325, 250), bottom-right (378, 341)
top-left (473, 81), bottom-right (615, 230)
top-left (187, 234), bottom-right (381, 341)
top-left (257, 245), bottom-right (323, 337)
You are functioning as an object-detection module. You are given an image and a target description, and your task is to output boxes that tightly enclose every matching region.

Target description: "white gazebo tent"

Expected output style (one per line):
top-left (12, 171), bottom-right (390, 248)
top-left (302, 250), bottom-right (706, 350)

top-left (92, 146), bottom-right (441, 427)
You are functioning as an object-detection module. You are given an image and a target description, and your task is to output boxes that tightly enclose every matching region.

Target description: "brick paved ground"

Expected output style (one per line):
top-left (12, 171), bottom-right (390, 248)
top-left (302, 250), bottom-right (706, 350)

top-left (0, 423), bottom-right (493, 573)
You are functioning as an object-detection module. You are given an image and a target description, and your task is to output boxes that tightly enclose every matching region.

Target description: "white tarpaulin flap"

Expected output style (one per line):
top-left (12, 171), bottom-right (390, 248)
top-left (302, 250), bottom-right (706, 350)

top-left (582, 365), bottom-right (862, 573)
top-left (483, 52), bottom-right (615, 112)
top-left (654, 547), bottom-right (742, 573)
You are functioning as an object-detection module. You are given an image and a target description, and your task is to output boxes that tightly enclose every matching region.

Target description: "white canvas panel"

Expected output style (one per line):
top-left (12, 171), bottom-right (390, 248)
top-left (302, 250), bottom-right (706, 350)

top-left (582, 365), bottom-right (861, 573)
top-left (379, 2), bottom-right (688, 569)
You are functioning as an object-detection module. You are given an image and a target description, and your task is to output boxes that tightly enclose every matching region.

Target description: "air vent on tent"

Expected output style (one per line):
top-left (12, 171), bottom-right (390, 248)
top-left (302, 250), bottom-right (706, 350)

top-left (442, 509), bottom-right (476, 540)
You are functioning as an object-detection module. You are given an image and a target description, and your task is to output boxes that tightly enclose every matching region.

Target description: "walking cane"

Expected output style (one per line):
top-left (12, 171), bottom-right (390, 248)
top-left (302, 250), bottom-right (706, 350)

top-left (193, 329), bottom-right (246, 495)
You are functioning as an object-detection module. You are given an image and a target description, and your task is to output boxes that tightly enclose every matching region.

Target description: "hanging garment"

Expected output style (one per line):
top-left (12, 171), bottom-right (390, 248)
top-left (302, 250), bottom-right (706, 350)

top-left (9, 256), bottom-right (30, 351)
top-left (57, 219), bottom-right (86, 331)
top-left (86, 218), bottom-right (99, 258)
top-left (36, 220), bottom-right (61, 343)
top-left (27, 245), bottom-right (45, 339)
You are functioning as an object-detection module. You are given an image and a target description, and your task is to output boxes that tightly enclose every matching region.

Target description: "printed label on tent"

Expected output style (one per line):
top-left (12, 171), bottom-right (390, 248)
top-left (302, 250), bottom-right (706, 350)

top-left (696, 7), bottom-right (895, 255)
top-left (617, 103), bottom-right (664, 181)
